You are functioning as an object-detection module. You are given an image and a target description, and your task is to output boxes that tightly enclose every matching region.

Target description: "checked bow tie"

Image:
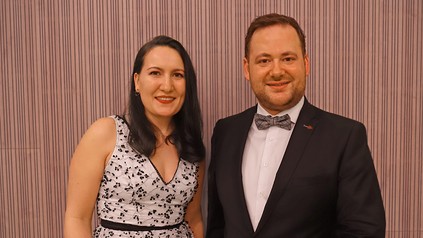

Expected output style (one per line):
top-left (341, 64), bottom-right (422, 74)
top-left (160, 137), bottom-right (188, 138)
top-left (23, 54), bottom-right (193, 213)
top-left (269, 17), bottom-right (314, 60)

top-left (254, 113), bottom-right (293, 130)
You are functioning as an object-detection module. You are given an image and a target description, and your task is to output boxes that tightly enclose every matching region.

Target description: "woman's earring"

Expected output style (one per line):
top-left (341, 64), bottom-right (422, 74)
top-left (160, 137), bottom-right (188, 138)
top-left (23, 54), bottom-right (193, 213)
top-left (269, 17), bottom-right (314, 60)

top-left (135, 89), bottom-right (140, 96)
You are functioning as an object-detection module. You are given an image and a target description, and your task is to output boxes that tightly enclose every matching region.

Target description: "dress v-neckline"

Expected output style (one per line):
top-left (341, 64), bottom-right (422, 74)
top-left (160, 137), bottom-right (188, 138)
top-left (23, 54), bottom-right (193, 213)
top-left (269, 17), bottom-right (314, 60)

top-left (116, 115), bottom-right (181, 185)
top-left (147, 157), bottom-right (181, 185)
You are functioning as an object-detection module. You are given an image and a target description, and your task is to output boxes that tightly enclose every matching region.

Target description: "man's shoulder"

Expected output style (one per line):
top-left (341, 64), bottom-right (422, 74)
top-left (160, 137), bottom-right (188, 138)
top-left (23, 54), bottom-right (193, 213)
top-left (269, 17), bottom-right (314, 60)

top-left (309, 103), bottom-right (365, 129)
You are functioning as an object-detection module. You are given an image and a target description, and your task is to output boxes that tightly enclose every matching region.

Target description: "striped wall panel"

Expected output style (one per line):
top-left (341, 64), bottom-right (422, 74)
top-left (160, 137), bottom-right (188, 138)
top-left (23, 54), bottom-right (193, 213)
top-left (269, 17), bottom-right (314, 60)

top-left (0, 0), bottom-right (421, 237)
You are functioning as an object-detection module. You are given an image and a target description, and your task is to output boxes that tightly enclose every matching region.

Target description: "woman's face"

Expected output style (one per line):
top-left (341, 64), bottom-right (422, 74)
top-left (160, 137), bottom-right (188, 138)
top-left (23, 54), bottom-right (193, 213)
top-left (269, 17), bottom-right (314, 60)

top-left (134, 46), bottom-right (186, 123)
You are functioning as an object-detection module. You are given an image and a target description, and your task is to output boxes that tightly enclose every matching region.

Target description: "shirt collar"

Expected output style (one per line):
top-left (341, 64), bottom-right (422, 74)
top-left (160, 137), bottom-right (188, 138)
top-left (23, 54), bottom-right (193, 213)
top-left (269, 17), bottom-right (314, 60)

top-left (256, 96), bottom-right (304, 124)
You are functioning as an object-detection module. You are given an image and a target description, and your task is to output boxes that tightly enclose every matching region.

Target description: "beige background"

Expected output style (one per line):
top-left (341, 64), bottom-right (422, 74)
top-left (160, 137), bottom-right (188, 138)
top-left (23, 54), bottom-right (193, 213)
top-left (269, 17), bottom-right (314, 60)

top-left (1, 0), bottom-right (422, 237)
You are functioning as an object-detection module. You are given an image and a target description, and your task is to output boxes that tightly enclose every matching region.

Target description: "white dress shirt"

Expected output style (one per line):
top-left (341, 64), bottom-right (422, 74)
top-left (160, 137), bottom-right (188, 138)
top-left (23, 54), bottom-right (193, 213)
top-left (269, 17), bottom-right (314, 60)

top-left (242, 97), bottom-right (304, 230)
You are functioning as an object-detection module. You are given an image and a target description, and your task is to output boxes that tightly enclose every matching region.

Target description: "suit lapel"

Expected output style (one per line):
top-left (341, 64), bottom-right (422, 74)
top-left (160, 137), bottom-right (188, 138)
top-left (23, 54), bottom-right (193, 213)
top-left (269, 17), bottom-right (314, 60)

top-left (254, 100), bottom-right (320, 235)
top-left (227, 106), bottom-right (257, 233)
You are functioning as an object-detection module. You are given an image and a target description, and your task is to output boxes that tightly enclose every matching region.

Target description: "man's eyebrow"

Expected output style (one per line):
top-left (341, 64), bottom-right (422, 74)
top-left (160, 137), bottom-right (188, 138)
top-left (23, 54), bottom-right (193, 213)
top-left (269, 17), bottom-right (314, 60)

top-left (254, 51), bottom-right (298, 59)
top-left (280, 51), bottom-right (298, 57)
top-left (256, 52), bottom-right (270, 57)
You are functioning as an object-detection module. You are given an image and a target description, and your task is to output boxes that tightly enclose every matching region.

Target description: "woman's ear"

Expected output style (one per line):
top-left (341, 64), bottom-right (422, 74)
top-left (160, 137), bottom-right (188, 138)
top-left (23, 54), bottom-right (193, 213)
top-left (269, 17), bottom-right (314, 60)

top-left (134, 73), bottom-right (140, 92)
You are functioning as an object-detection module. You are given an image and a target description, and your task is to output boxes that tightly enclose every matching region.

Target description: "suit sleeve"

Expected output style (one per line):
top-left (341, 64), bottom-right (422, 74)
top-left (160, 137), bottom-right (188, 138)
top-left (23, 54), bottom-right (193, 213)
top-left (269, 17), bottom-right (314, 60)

top-left (334, 122), bottom-right (386, 237)
top-left (206, 121), bottom-right (225, 238)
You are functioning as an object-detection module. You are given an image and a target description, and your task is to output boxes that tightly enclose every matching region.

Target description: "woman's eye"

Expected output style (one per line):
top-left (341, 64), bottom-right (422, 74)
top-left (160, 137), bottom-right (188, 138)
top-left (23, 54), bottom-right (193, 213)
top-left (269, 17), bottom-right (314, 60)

top-left (149, 71), bottom-right (160, 76)
top-left (174, 73), bottom-right (185, 78)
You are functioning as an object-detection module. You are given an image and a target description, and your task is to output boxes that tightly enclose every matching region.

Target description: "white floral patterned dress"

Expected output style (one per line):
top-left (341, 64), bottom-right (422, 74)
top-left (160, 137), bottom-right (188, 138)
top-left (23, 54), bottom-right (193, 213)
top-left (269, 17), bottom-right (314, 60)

top-left (94, 116), bottom-right (199, 238)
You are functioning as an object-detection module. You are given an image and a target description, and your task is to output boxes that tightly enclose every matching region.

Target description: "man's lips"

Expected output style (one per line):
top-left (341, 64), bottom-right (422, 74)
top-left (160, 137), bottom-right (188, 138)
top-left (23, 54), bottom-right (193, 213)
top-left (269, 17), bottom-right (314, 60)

top-left (267, 81), bottom-right (290, 88)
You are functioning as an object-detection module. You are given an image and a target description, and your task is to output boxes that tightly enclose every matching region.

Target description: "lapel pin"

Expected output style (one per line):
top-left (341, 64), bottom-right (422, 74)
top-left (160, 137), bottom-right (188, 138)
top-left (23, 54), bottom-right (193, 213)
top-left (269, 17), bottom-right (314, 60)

top-left (303, 124), bottom-right (313, 130)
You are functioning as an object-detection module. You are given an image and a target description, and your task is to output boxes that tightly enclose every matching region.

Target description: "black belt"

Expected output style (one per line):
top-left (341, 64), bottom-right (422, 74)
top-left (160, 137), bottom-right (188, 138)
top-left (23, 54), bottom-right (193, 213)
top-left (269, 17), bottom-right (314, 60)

top-left (100, 219), bottom-right (183, 231)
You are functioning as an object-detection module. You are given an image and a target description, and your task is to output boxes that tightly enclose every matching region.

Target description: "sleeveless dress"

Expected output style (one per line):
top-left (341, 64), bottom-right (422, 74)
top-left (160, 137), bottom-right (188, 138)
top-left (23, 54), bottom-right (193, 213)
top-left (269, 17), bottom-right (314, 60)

top-left (94, 116), bottom-right (199, 238)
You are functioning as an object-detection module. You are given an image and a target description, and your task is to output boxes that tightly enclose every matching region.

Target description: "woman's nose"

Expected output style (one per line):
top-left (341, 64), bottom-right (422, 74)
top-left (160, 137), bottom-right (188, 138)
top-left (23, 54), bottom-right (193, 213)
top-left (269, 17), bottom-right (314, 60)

top-left (160, 75), bottom-right (173, 92)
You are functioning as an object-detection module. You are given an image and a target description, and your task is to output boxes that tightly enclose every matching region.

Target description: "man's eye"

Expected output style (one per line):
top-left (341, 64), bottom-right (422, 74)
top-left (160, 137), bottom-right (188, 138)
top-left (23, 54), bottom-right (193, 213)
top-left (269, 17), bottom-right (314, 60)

top-left (258, 59), bottom-right (270, 64)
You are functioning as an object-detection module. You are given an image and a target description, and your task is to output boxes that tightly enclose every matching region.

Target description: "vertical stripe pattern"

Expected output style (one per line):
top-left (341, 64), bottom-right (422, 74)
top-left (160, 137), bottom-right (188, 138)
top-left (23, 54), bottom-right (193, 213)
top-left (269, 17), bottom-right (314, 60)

top-left (0, 0), bottom-right (422, 237)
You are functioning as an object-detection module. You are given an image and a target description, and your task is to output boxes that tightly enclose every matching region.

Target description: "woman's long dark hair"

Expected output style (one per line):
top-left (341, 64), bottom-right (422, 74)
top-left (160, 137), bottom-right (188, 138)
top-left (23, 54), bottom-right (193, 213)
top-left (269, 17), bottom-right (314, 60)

top-left (126, 35), bottom-right (205, 163)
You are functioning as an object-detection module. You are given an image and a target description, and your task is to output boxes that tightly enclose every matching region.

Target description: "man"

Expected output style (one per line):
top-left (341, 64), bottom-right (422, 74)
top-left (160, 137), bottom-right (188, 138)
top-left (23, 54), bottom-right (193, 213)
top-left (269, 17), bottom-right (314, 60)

top-left (206, 13), bottom-right (385, 237)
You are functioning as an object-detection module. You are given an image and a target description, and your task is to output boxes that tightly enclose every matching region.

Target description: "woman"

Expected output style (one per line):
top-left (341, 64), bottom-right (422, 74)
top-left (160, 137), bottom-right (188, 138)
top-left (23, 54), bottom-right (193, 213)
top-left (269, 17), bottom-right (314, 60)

top-left (64, 35), bottom-right (206, 238)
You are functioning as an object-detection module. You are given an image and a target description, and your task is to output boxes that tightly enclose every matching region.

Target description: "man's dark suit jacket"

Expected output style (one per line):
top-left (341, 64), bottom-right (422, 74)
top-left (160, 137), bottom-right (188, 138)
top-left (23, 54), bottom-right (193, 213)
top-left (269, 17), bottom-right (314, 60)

top-left (206, 99), bottom-right (385, 238)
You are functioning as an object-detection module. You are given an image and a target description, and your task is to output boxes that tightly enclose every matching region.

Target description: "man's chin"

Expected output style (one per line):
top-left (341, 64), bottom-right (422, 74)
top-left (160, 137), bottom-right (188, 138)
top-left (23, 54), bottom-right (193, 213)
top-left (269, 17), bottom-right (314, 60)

top-left (259, 96), bottom-right (301, 113)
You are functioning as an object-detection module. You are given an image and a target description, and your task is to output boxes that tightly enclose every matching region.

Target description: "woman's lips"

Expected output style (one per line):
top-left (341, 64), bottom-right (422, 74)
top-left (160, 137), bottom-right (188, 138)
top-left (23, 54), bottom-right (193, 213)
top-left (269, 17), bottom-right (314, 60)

top-left (156, 96), bottom-right (175, 104)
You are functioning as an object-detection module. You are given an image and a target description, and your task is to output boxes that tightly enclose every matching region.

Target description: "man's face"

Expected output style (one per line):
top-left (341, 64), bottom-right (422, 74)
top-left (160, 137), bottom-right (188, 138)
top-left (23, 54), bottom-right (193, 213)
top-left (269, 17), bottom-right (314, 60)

top-left (243, 24), bottom-right (309, 115)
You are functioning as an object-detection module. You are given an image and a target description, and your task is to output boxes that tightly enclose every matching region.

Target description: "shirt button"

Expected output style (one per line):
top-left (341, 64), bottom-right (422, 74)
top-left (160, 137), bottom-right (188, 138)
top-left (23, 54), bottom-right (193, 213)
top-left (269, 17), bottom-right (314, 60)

top-left (263, 162), bottom-right (268, 167)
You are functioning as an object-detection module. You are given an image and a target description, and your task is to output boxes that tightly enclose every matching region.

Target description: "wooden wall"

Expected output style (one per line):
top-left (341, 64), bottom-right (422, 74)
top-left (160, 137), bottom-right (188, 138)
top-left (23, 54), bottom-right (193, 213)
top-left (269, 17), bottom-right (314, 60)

top-left (1, 0), bottom-right (422, 237)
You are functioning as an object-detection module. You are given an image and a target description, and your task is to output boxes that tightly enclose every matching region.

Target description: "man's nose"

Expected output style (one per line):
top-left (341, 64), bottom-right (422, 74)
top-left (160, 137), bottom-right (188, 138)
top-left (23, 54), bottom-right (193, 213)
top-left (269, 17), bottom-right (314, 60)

top-left (270, 60), bottom-right (284, 79)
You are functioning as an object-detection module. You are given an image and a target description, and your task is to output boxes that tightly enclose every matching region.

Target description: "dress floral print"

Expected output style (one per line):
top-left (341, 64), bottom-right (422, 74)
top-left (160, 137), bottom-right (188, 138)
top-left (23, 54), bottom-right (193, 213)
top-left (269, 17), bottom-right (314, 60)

top-left (94, 116), bottom-right (199, 237)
